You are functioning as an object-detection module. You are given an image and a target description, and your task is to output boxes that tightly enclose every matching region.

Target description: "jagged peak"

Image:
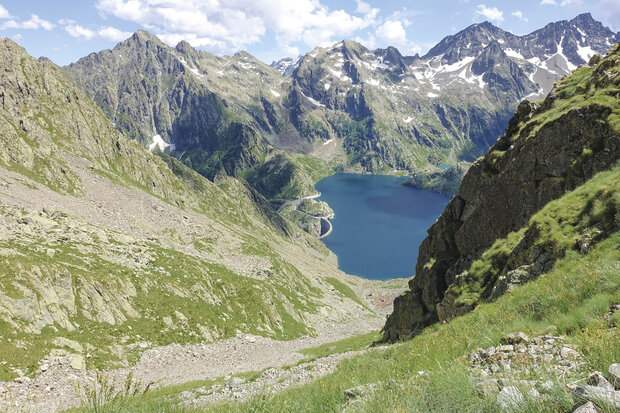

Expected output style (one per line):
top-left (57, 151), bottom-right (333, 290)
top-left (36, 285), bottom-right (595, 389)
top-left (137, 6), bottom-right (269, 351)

top-left (233, 50), bottom-right (254, 60)
top-left (570, 12), bottom-right (596, 25)
top-left (175, 40), bottom-right (193, 53)
top-left (131, 29), bottom-right (158, 41)
top-left (117, 29), bottom-right (165, 49)
top-left (174, 39), bottom-right (200, 61)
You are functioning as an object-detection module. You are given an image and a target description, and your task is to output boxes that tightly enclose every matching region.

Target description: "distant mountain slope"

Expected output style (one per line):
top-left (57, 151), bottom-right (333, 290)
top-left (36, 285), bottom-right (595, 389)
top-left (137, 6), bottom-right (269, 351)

top-left (0, 38), bottom-right (373, 381)
top-left (383, 42), bottom-right (620, 341)
top-left (65, 14), bottom-right (618, 202)
top-left (271, 56), bottom-right (302, 77)
top-left (287, 13), bottom-right (618, 172)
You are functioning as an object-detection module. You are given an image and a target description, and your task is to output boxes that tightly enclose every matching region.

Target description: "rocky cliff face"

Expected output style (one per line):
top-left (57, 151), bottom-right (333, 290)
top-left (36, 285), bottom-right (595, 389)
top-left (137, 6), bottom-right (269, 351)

top-left (383, 43), bottom-right (620, 341)
top-left (65, 31), bottom-right (296, 180)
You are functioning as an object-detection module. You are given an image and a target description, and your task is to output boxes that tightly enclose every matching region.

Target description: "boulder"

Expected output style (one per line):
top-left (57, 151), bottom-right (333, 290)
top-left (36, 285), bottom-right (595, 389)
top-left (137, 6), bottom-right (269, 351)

top-left (609, 363), bottom-right (620, 389)
top-left (573, 385), bottom-right (620, 409)
top-left (475, 379), bottom-right (500, 398)
top-left (588, 371), bottom-right (614, 391)
top-left (496, 386), bottom-right (524, 410)
top-left (573, 401), bottom-right (598, 413)
top-left (69, 354), bottom-right (86, 370)
top-left (500, 332), bottom-right (530, 346)
top-left (226, 377), bottom-right (245, 389)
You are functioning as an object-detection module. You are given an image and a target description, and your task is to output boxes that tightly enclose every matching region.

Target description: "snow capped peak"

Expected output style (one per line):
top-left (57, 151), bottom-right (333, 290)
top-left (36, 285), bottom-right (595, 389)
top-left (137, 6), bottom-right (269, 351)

top-left (270, 56), bottom-right (302, 77)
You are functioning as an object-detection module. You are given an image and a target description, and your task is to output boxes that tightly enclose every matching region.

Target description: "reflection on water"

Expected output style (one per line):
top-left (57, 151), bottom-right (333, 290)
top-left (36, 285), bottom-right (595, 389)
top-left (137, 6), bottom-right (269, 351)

top-left (315, 173), bottom-right (449, 280)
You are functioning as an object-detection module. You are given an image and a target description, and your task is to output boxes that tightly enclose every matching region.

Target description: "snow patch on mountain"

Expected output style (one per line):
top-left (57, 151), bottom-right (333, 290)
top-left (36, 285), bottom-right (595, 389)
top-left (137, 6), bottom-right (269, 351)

top-left (577, 45), bottom-right (596, 62)
top-left (504, 49), bottom-right (524, 60)
top-left (148, 134), bottom-right (174, 153)
top-left (329, 68), bottom-right (351, 82)
top-left (177, 57), bottom-right (204, 79)
top-left (300, 90), bottom-right (325, 107)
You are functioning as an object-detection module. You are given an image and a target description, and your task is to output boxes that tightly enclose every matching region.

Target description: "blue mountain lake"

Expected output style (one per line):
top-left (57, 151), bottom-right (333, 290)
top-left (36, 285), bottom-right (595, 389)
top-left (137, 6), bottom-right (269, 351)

top-left (315, 173), bottom-right (450, 280)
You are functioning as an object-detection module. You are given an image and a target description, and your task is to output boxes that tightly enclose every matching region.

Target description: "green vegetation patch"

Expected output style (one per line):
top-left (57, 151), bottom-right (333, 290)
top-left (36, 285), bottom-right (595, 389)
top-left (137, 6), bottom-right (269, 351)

top-left (298, 331), bottom-right (382, 359)
top-left (324, 277), bottom-right (368, 310)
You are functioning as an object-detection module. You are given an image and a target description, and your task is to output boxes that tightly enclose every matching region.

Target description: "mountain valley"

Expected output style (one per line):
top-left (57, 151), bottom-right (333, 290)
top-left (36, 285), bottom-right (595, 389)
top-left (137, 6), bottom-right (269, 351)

top-left (0, 8), bottom-right (618, 413)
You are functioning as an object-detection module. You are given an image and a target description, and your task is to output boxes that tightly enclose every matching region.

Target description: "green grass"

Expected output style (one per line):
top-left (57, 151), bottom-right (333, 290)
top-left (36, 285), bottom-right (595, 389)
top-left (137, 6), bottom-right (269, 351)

top-left (203, 230), bottom-right (619, 412)
top-left (298, 331), bottom-right (382, 359)
top-left (449, 163), bottom-right (619, 311)
top-left (0, 222), bottom-right (327, 380)
top-left (324, 277), bottom-right (369, 310)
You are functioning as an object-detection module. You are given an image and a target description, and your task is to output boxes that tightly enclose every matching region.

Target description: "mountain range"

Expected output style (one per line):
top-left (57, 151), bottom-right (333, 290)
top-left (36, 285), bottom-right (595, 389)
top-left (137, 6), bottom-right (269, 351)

top-left (65, 13), bottom-right (618, 205)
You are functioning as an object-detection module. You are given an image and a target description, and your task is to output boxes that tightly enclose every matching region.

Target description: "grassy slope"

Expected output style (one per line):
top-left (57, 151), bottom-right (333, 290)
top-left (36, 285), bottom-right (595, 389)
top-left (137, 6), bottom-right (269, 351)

top-left (212, 177), bottom-right (619, 412)
top-left (80, 163), bottom-right (619, 412)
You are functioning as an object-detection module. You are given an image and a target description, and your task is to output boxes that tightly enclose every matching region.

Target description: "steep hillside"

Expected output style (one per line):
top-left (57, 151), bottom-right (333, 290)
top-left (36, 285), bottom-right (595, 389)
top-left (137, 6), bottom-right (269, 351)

top-left (65, 31), bottom-right (299, 178)
top-left (0, 38), bottom-right (377, 384)
top-left (85, 165), bottom-right (620, 411)
top-left (383, 42), bottom-right (620, 341)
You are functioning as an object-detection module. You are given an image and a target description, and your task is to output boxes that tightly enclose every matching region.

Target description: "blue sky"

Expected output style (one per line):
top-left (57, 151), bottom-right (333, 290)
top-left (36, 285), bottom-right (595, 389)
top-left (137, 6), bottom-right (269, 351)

top-left (0, 0), bottom-right (618, 66)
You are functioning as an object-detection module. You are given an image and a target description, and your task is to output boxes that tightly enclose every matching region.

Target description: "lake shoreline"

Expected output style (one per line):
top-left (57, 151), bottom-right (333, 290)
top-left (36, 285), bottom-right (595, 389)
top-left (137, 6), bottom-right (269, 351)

top-left (315, 173), bottom-right (450, 281)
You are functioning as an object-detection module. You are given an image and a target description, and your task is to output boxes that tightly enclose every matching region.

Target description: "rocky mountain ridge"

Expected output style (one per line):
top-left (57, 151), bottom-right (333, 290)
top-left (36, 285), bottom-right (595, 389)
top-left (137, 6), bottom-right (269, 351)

top-left (65, 14), bottom-right (618, 204)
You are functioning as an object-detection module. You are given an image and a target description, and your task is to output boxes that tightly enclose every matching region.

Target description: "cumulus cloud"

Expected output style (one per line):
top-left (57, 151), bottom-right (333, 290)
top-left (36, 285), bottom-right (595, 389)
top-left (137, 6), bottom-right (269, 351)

top-left (377, 20), bottom-right (407, 45)
top-left (95, 0), bottom-right (380, 56)
top-left (0, 4), bottom-right (10, 19)
top-left (63, 23), bottom-right (131, 41)
top-left (540, 0), bottom-right (557, 4)
top-left (375, 19), bottom-right (420, 55)
top-left (475, 4), bottom-right (504, 23)
top-left (511, 10), bottom-right (528, 22)
top-left (1, 14), bottom-right (54, 30)
top-left (355, 0), bottom-right (374, 15)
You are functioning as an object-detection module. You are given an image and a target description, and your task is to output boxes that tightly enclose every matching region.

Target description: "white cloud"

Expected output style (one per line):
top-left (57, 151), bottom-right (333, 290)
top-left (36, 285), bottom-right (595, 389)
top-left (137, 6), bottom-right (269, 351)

top-left (1, 14), bottom-right (54, 30)
top-left (475, 4), bottom-right (504, 23)
top-left (97, 26), bottom-right (133, 41)
top-left (64, 24), bottom-right (96, 39)
top-left (540, 0), bottom-right (557, 4)
top-left (355, 0), bottom-right (374, 15)
top-left (0, 4), bottom-right (10, 19)
top-left (511, 10), bottom-right (528, 22)
top-left (375, 19), bottom-right (420, 55)
top-left (377, 20), bottom-right (407, 45)
top-left (64, 23), bottom-right (131, 41)
top-left (354, 33), bottom-right (377, 49)
top-left (95, 0), bottom-right (380, 56)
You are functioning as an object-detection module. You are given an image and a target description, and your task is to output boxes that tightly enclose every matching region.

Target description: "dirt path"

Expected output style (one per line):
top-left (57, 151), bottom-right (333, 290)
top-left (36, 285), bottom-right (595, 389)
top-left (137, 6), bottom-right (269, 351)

top-left (276, 192), bottom-right (321, 212)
